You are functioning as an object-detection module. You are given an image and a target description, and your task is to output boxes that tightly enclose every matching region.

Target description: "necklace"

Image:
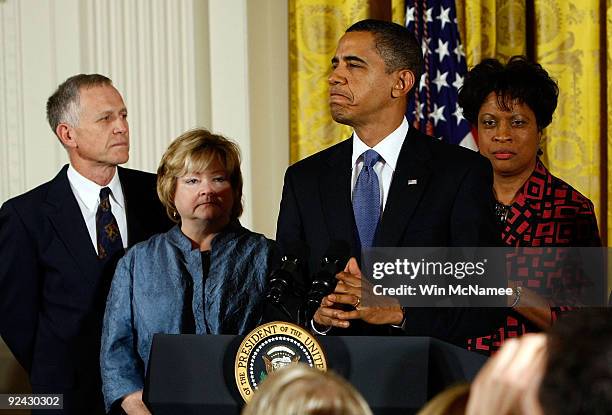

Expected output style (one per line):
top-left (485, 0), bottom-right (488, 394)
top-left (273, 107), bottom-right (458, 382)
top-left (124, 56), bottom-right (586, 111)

top-left (494, 202), bottom-right (512, 224)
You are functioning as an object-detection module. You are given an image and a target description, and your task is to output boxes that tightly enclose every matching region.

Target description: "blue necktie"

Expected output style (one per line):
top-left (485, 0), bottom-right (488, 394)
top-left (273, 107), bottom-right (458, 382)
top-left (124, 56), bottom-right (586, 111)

top-left (353, 149), bottom-right (381, 248)
top-left (96, 187), bottom-right (124, 259)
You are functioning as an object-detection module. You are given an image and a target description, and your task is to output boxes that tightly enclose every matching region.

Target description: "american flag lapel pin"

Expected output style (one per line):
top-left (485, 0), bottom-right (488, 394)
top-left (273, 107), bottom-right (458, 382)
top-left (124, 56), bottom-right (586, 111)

top-left (407, 179), bottom-right (418, 185)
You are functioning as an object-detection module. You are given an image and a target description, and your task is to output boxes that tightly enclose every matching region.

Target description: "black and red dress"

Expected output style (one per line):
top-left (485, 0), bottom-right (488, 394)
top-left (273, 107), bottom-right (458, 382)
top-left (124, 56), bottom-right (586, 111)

top-left (467, 159), bottom-right (601, 354)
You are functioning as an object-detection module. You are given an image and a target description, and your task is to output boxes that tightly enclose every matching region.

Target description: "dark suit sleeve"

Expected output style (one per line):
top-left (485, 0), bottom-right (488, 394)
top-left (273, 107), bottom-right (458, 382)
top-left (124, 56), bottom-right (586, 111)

top-left (0, 201), bottom-right (40, 372)
top-left (449, 155), bottom-right (500, 247)
top-left (276, 167), bottom-right (304, 252)
top-left (403, 156), bottom-right (506, 343)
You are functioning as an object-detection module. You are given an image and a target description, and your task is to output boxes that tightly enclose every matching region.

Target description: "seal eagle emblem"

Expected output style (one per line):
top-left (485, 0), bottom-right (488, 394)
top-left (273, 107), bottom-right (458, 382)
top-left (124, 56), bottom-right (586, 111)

top-left (234, 321), bottom-right (327, 402)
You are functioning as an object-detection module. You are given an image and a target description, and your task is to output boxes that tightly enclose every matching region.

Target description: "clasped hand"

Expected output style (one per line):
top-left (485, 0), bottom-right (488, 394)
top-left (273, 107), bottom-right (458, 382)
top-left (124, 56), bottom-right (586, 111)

top-left (313, 257), bottom-right (403, 328)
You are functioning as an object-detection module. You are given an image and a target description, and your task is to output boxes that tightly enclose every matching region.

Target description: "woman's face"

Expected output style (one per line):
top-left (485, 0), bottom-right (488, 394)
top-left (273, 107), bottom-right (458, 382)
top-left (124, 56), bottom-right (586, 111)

top-left (174, 159), bottom-right (233, 228)
top-left (477, 92), bottom-right (541, 178)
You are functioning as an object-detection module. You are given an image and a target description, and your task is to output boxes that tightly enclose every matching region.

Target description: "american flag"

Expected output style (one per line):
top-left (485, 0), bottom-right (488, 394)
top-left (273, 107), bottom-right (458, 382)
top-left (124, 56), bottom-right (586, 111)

top-left (405, 0), bottom-right (477, 149)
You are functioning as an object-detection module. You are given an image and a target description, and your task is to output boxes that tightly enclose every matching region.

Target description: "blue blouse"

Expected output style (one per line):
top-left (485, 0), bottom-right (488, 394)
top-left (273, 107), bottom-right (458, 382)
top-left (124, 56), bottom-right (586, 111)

top-left (100, 224), bottom-right (275, 412)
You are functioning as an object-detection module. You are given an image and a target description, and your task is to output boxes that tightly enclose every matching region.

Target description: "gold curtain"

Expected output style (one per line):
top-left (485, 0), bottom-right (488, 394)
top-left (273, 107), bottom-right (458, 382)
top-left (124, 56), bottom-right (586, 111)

top-left (535, 0), bottom-right (602, 235)
top-left (457, 0), bottom-right (610, 244)
top-left (457, 0), bottom-right (526, 68)
top-left (391, 0), bottom-right (406, 24)
top-left (289, 0), bottom-right (369, 162)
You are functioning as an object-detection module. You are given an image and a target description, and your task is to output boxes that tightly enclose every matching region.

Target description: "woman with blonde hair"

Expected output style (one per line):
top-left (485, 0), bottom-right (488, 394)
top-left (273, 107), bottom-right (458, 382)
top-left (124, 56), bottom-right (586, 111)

top-left (101, 128), bottom-right (276, 414)
top-left (242, 363), bottom-right (373, 415)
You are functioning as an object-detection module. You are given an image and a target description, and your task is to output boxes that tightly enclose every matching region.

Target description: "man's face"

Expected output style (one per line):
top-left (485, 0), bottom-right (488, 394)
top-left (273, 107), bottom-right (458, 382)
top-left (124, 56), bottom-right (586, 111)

top-left (70, 85), bottom-right (129, 167)
top-left (328, 31), bottom-right (398, 128)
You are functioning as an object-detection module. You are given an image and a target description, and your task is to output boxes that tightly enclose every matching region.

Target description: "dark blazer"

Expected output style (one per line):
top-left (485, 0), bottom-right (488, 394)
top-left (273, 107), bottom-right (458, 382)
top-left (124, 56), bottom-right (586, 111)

top-left (276, 127), bottom-right (505, 343)
top-left (0, 165), bottom-right (172, 414)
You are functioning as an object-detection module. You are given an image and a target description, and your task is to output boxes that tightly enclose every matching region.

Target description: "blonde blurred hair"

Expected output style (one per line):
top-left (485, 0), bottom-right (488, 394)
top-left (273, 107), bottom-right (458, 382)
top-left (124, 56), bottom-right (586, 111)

top-left (416, 383), bottom-right (469, 415)
top-left (242, 363), bottom-right (373, 415)
top-left (157, 128), bottom-right (243, 222)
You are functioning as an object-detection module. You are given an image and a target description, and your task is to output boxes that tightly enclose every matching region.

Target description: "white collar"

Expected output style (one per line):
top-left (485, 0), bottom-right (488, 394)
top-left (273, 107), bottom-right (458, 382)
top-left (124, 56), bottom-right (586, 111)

top-left (67, 165), bottom-right (125, 212)
top-left (351, 117), bottom-right (408, 169)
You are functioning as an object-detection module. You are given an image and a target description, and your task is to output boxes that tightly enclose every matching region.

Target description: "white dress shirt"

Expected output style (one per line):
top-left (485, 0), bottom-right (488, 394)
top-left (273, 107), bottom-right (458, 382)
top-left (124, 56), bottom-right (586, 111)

top-left (351, 117), bottom-right (409, 213)
top-left (67, 165), bottom-right (128, 254)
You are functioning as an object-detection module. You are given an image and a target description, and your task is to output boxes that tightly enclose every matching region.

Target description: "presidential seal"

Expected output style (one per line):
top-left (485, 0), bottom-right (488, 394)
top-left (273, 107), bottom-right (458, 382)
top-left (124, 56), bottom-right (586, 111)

top-left (234, 321), bottom-right (327, 402)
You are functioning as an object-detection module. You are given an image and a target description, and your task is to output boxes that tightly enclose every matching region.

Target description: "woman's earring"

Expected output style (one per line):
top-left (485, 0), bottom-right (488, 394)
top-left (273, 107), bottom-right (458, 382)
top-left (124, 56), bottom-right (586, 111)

top-left (537, 132), bottom-right (544, 156)
top-left (172, 210), bottom-right (179, 220)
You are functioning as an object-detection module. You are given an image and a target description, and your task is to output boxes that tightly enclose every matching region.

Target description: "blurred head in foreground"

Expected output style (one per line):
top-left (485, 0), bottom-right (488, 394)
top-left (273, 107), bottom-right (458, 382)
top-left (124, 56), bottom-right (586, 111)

top-left (417, 383), bottom-right (469, 415)
top-left (467, 308), bottom-right (612, 415)
top-left (241, 363), bottom-right (373, 415)
top-left (539, 308), bottom-right (612, 415)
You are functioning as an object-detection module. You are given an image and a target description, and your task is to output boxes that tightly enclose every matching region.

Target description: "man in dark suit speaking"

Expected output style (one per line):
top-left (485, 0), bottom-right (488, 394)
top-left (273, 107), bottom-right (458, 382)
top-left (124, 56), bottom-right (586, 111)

top-left (276, 20), bottom-right (502, 342)
top-left (0, 74), bottom-right (171, 414)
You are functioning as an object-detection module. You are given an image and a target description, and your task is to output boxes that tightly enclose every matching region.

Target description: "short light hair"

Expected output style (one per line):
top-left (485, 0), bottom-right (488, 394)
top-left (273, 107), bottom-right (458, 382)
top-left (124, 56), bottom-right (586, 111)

top-left (157, 128), bottom-right (243, 223)
top-left (46, 74), bottom-right (113, 136)
top-left (241, 363), bottom-right (373, 415)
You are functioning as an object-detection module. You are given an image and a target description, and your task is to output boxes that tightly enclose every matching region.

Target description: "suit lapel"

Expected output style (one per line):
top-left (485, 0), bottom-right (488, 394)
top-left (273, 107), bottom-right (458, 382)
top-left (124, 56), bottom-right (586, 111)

top-left (319, 139), bottom-right (355, 248)
top-left (376, 128), bottom-right (433, 246)
top-left (117, 167), bottom-right (141, 247)
top-left (43, 166), bottom-right (101, 282)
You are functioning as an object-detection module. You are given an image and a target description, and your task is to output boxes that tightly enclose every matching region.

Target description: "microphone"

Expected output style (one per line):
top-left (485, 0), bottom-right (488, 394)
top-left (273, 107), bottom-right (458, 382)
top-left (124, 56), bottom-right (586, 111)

top-left (303, 240), bottom-right (351, 323)
top-left (265, 241), bottom-right (310, 321)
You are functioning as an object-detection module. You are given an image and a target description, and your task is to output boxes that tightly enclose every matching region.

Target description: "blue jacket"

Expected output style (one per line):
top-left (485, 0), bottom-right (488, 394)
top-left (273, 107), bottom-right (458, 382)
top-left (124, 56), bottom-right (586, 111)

top-left (100, 224), bottom-right (275, 412)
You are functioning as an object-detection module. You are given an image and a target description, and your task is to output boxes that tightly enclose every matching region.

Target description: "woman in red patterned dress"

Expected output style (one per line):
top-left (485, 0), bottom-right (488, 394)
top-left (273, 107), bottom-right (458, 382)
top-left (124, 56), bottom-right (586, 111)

top-left (458, 56), bottom-right (601, 355)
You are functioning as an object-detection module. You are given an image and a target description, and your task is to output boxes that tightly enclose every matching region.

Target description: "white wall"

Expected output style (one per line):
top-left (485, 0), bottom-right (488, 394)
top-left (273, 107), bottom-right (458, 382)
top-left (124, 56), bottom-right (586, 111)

top-left (0, 0), bottom-right (289, 235)
top-left (247, 0), bottom-right (289, 238)
top-left (0, 0), bottom-right (288, 393)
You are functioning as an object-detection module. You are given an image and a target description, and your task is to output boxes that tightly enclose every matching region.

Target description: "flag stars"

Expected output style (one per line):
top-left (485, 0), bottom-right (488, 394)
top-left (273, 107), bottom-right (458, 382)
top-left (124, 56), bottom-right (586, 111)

top-left (432, 69), bottom-right (449, 92)
top-left (437, 6), bottom-right (451, 29)
top-left (419, 73), bottom-right (427, 91)
top-left (425, 8), bottom-right (433, 23)
top-left (421, 38), bottom-right (431, 56)
top-left (435, 39), bottom-right (450, 62)
top-left (429, 104), bottom-right (446, 126)
top-left (405, 5), bottom-right (470, 140)
top-left (454, 43), bottom-right (466, 61)
top-left (414, 102), bottom-right (425, 119)
top-left (452, 103), bottom-right (465, 126)
top-left (406, 6), bottom-right (415, 26)
top-left (452, 73), bottom-right (464, 90)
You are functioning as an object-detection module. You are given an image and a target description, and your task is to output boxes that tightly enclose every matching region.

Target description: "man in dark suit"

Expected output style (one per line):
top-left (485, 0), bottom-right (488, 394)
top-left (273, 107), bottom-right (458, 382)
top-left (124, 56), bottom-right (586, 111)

top-left (276, 20), bottom-right (502, 342)
top-left (0, 74), bottom-right (172, 414)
